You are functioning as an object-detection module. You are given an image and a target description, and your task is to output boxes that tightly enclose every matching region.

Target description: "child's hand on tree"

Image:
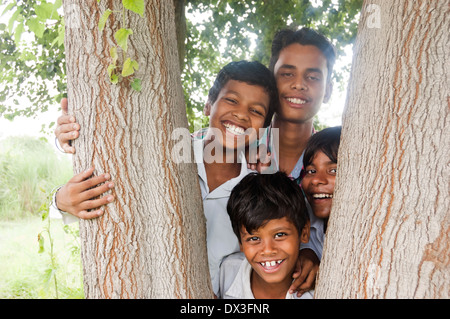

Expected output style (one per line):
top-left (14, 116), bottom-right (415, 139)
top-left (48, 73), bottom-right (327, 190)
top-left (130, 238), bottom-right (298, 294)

top-left (54, 98), bottom-right (80, 154)
top-left (56, 167), bottom-right (115, 219)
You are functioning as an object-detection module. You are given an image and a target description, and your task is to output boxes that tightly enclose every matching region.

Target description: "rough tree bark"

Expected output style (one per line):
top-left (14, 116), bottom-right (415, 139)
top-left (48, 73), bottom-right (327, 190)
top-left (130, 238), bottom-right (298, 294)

top-left (315, 0), bottom-right (449, 298)
top-left (173, 0), bottom-right (186, 71)
top-left (63, 0), bottom-right (212, 298)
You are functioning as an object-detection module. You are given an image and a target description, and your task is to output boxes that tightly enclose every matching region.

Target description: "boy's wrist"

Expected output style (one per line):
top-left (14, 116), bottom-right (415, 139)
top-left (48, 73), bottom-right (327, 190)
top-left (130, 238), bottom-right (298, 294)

top-left (52, 186), bottom-right (68, 214)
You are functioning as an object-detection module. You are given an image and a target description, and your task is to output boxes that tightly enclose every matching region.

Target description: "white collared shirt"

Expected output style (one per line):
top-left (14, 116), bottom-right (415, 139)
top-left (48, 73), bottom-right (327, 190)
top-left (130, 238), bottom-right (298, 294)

top-left (193, 137), bottom-right (255, 295)
top-left (218, 252), bottom-right (314, 299)
top-left (306, 201), bottom-right (325, 260)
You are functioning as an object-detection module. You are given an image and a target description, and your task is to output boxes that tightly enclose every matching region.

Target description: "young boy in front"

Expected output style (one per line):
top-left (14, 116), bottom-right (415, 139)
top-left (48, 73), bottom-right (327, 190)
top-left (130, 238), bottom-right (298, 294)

top-left (218, 171), bottom-right (313, 299)
top-left (50, 60), bottom-right (279, 295)
top-left (250, 27), bottom-right (338, 295)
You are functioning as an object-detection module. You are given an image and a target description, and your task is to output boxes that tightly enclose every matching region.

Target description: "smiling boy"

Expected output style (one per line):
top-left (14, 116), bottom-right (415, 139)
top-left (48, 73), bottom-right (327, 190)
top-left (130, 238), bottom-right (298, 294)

top-left (218, 172), bottom-right (312, 299)
top-left (258, 28), bottom-right (334, 177)
top-left (251, 28), bottom-right (336, 294)
top-left (192, 61), bottom-right (278, 293)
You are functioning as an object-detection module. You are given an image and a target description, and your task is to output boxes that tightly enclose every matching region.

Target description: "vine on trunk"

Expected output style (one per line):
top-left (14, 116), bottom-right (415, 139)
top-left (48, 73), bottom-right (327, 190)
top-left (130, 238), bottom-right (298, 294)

top-left (98, 0), bottom-right (144, 91)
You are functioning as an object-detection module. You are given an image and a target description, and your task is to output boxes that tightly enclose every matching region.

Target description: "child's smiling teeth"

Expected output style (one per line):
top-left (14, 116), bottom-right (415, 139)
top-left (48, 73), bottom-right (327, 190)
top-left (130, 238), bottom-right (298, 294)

top-left (312, 193), bottom-right (333, 199)
top-left (223, 122), bottom-right (245, 135)
top-left (260, 260), bottom-right (283, 267)
top-left (286, 97), bottom-right (306, 104)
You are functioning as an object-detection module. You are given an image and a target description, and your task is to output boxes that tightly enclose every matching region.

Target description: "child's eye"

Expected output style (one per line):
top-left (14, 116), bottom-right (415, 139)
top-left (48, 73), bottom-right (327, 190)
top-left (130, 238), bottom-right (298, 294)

top-left (250, 108), bottom-right (265, 117)
top-left (247, 236), bottom-right (260, 242)
top-left (225, 98), bottom-right (237, 104)
top-left (305, 169), bottom-right (316, 175)
top-left (306, 73), bottom-right (322, 82)
top-left (330, 168), bottom-right (337, 174)
top-left (281, 72), bottom-right (294, 78)
top-left (307, 76), bottom-right (320, 81)
top-left (274, 232), bottom-right (287, 239)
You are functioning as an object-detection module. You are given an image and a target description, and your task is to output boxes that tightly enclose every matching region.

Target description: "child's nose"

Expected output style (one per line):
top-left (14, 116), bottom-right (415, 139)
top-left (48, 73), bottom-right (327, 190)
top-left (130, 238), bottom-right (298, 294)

top-left (232, 108), bottom-right (250, 121)
top-left (290, 75), bottom-right (307, 91)
top-left (261, 240), bottom-right (277, 256)
top-left (311, 172), bottom-right (328, 185)
top-left (232, 105), bottom-right (249, 120)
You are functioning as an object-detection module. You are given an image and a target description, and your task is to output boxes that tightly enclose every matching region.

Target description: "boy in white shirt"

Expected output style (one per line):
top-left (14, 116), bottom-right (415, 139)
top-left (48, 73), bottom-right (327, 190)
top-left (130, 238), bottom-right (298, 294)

top-left (218, 171), bottom-right (313, 299)
top-left (50, 60), bottom-right (279, 295)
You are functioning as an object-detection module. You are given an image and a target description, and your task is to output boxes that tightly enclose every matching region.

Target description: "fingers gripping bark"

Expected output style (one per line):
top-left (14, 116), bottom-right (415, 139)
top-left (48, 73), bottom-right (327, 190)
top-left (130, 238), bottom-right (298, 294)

top-left (54, 98), bottom-right (80, 154)
top-left (56, 168), bottom-right (115, 219)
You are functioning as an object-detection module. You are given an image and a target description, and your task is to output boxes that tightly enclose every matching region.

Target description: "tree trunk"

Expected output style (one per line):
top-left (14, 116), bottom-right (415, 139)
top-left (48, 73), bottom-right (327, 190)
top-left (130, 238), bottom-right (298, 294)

top-left (315, 0), bottom-right (449, 299)
top-left (173, 0), bottom-right (186, 71)
top-left (63, 0), bottom-right (212, 298)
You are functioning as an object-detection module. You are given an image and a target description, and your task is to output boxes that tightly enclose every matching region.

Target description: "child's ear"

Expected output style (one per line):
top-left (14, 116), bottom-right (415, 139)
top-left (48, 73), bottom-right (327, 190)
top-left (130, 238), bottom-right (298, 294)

top-left (323, 81), bottom-right (333, 104)
top-left (204, 101), bottom-right (212, 116)
top-left (300, 220), bottom-right (311, 244)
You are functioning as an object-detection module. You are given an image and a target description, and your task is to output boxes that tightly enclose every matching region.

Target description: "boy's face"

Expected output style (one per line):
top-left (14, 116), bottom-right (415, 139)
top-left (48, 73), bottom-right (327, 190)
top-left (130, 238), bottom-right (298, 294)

top-left (204, 80), bottom-right (269, 150)
top-left (239, 217), bottom-right (309, 287)
top-left (301, 150), bottom-right (337, 219)
top-left (273, 44), bottom-right (332, 124)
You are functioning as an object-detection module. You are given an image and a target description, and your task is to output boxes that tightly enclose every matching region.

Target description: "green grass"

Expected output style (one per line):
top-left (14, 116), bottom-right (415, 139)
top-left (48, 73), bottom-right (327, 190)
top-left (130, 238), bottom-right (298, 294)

top-left (0, 136), bottom-right (73, 220)
top-left (0, 136), bottom-right (83, 298)
top-left (0, 216), bottom-right (84, 299)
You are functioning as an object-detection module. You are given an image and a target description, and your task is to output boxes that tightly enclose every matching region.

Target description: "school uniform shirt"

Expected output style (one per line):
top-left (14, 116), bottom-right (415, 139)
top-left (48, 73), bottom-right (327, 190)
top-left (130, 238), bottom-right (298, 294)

top-left (257, 125), bottom-right (324, 260)
top-left (306, 201), bottom-right (325, 260)
top-left (217, 252), bottom-right (314, 299)
top-left (192, 134), bottom-right (254, 295)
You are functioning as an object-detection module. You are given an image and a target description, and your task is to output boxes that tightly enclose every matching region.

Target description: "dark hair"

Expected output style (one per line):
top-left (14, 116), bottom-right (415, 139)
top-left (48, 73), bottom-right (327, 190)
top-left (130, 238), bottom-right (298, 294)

top-left (227, 172), bottom-right (308, 243)
top-left (303, 126), bottom-right (342, 169)
top-left (207, 60), bottom-right (279, 127)
top-left (269, 27), bottom-right (337, 82)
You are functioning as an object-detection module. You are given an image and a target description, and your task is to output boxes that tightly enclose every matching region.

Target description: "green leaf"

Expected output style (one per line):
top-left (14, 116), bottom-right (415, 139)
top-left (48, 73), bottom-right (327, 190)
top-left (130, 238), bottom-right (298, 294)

top-left (110, 46), bottom-right (118, 63)
top-left (56, 23), bottom-right (65, 46)
top-left (53, 0), bottom-right (63, 10)
top-left (14, 22), bottom-right (24, 43)
top-left (122, 58), bottom-right (138, 77)
top-left (38, 234), bottom-right (45, 253)
top-left (1, 2), bottom-right (16, 17)
top-left (26, 18), bottom-right (45, 38)
top-left (35, 2), bottom-right (55, 21)
top-left (8, 9), bottom-right (20, 33)
top-left (107, 63), bottom-right (119, 84)
top-left (114, 28), bottom-right (133, 52)
top-left (110, 74), bottom-right (119, 84)
top-left (107, 64), bottom-right (116, 77)
top-left (131, 78), bottom-right (142, 91)
top-left (122, 0), bottom-right (144, 17)
top-left (98, 9), bottom-right (112, 32)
